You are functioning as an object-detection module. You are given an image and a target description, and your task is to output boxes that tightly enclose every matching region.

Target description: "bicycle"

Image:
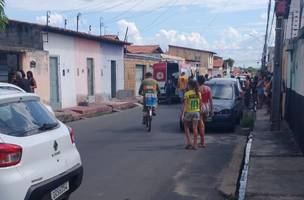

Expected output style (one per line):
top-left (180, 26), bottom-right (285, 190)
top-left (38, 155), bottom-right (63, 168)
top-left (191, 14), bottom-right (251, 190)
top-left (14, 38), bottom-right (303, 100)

top-left (143, 93), bottom-right (157, 132)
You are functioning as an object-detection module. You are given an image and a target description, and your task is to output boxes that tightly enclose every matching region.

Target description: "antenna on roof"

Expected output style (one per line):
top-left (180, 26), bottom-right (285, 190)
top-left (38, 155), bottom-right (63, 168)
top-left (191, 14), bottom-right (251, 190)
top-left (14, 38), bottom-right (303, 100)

top-left (76, 13), bottom-right (81, 32)
top-left (99, 17), bottom-right (104, 36)
top-left (64, 19), bottom-right (67, 29)
top-left (104, 25), bottom-right (108, 35)
top-left (124, 26), bottom-right (129, 42)
top-left (46, 11), bottom-right (51, 26)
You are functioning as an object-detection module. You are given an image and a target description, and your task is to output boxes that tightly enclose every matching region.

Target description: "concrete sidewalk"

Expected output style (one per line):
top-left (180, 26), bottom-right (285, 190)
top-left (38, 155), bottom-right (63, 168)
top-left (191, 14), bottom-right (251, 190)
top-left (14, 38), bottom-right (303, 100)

top-left (55, 100), bottom-right (139, 123)
top-left (246, 109), bottom-right (304, 200)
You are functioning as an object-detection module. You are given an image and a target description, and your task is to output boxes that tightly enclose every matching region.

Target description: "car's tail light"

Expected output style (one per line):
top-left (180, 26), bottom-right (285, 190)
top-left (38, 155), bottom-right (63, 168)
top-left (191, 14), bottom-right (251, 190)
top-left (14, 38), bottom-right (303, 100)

top-left (0, 144), bottom-right (22, 168)
top-left (68, 127), bottom-right (75, 144)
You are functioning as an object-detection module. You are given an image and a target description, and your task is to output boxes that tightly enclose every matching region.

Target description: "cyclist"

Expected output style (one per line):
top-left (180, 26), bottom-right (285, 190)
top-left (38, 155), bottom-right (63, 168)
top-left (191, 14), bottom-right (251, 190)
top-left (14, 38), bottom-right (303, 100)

top-left (139, 72), bottom-right (160, 123)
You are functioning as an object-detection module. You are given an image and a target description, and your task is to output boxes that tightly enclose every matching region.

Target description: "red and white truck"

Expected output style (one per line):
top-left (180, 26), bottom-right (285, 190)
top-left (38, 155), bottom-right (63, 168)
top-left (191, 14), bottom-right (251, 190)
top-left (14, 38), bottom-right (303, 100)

top-left (152, 62), bottom-right (191, 101)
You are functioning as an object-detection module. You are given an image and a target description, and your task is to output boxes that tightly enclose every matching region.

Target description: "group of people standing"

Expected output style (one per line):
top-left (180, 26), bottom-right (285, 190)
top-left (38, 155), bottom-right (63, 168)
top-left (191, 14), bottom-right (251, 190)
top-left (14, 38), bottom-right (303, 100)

top-left (9, 70), bottom-right (37, 93)
top-left (242, 73), bottom-right (273, 113)
top-left (178, 74), bottom-right (213, 150)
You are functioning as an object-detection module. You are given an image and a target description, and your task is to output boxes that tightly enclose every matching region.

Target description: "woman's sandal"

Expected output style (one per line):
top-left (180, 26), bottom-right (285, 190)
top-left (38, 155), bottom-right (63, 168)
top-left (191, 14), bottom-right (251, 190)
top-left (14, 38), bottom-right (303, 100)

top-left (185, 144), bottom-right (193, 150)
top-left (192, 146), bottom-right (198, 150)
top-left (198, 143), bottom-right (206, 148)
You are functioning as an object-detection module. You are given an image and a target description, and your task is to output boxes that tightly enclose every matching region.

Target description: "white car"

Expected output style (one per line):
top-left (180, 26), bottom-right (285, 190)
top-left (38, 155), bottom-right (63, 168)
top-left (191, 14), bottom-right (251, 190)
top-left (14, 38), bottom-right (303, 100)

top-left (0, 83), bottom-right (83, 200)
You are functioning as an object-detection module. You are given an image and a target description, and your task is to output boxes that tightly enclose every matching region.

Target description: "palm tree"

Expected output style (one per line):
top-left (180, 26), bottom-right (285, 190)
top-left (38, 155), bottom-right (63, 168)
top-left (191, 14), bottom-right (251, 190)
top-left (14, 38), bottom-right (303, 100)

top-left (0, 0), bottom-right (7, 29)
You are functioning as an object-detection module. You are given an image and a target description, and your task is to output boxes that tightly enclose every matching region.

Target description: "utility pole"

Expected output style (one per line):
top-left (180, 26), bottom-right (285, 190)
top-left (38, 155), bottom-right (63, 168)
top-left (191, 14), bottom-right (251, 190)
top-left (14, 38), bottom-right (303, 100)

top-left (262, 0), bottom-right (272, 72)
top-left (271, 0), bottom-right (290, 131)
top-left (76, 13), bottom-right (81, 32)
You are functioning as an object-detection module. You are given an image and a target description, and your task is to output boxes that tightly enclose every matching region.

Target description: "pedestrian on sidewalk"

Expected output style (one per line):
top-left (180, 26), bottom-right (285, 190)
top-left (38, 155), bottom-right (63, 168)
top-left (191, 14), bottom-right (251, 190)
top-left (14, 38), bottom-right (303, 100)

top-left (8, 70), bottom-right (17, 85)
top-left (256, 75), bottom-right (264, 109)
top-left (15, 71), bottom-right (31, 93)
top-left (181, 79), bottom-right (201, 150)
top-left (264, 75), bottom-right (272, 114)
top-left (244, 75), bottom-right (252, 108)
top-left (27, 71), bottom-right (37, 93)
top-left (197, 76), bottom-right (213, 148)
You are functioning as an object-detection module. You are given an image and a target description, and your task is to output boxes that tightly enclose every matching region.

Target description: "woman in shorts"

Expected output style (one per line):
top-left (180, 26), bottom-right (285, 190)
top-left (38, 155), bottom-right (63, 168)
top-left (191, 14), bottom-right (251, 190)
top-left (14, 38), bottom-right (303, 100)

top-left (182, 79), bottom-right (201, 150)
top-left (197, 76), bottom-right (213, 148)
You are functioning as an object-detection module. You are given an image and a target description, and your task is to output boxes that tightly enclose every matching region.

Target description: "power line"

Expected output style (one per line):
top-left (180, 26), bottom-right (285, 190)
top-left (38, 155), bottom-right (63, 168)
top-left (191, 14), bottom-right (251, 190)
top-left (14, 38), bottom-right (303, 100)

top-left (105, 1), bottom-right (173, 24)
top-left (206, 0), bottom-right (232, 27)
top-left (104, 0), bottom-right (145, 23)
top-left (141, 0), bottom-right (178, 32)
top-left (140, 0), bottom-right (200, 32)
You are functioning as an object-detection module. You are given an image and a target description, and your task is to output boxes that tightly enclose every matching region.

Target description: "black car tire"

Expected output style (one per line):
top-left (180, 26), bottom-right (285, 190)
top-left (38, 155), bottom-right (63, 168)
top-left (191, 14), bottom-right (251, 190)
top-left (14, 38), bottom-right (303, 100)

top-left (228, 123), bottom-right (236, 132)
top-left (62, 195), bottom-right (70, 200)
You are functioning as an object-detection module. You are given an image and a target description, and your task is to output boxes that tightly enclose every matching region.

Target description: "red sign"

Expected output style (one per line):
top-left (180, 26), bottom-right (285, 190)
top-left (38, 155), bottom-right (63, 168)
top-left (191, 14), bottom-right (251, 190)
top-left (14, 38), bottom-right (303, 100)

top-left (276, 0), bottom-right (290, 18)
top-left (153, 63), bottom-right (167, 82)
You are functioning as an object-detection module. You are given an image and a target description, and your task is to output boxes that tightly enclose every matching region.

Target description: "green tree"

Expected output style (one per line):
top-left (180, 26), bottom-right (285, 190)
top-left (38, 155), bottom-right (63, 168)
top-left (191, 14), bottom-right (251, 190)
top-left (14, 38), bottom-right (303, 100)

top-left (224, 58), bottom-right (235, 68)
top-left (0, 0), bottom-right (7, 29)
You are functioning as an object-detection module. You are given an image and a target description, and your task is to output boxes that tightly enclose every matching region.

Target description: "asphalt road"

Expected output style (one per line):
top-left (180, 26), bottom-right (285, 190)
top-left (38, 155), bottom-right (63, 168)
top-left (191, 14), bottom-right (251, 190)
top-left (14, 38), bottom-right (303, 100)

top-left (69, 105), bottom-right (246, 200)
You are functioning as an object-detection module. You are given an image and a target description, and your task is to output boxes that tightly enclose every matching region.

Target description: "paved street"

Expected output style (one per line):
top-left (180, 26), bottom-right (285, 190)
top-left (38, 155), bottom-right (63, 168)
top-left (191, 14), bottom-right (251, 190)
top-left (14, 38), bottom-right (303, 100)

top-left (69, 105), bottom-right (246, 200)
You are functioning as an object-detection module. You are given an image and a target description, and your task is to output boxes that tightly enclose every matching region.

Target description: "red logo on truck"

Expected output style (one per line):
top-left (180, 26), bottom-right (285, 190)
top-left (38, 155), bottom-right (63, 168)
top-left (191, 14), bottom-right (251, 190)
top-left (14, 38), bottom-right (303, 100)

top-left (153, 63), bottom-right (167, 82)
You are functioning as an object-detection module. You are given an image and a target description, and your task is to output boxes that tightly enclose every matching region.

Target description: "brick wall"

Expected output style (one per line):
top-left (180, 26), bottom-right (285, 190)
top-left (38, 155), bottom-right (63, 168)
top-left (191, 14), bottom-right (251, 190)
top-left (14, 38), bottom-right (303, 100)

top-left (0, 21), bottom-right (43, 50)
top-left (168, 46), bottom-right (213, 75)
top-left (124, 57), bottom-right (159, 95)
top-left (21, 50), bottom-right (50, 104)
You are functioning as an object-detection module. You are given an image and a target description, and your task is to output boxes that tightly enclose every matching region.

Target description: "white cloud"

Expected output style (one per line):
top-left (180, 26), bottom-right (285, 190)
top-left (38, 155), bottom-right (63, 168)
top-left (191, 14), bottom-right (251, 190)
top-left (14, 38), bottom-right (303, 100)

top-left (8, 0), bottom-right (269, 13)
top-left (36, 13), bottom-right (64, 26)
top-left (212, 27), bottom-right (264, 67)
top-left (117, 19), bottom-right (143, 44)
top-left (116, 19), bottom-right (263, 66)
top-left (154, 29), bottom-right (209, 51)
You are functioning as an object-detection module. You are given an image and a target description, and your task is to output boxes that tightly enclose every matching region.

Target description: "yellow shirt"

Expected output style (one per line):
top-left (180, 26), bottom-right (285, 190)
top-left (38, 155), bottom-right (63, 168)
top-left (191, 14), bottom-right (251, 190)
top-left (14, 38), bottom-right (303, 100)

top-left (178, 75), bottom-right (188, 90)
top-left (184, 90), bottom-right (201, 113)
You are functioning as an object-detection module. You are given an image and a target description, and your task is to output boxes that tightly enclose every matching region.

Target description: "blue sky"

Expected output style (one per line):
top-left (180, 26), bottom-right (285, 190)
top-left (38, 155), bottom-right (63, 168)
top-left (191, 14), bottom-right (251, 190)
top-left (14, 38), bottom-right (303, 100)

top-left (5, 0), bottom-right (275, 67)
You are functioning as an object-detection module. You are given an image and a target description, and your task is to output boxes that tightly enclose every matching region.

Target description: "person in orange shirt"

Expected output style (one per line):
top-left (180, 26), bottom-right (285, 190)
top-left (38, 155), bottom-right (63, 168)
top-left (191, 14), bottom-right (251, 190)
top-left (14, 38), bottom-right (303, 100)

top-left (177, 72), bottom-right (188, 102)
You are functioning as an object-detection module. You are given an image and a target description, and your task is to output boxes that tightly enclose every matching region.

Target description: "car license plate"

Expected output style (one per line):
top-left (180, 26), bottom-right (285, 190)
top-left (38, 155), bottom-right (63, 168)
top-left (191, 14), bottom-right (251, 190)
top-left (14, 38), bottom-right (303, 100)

top-left (51, 182), bottom-right (69, 200)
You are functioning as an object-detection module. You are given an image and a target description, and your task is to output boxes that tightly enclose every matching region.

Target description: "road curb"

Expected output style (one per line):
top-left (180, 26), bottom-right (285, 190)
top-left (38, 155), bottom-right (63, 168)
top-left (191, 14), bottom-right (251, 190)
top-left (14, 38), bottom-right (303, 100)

top-left (56, 102), bottom-right (139, 123)
top-left (237, 133), bottom-right (254, 200)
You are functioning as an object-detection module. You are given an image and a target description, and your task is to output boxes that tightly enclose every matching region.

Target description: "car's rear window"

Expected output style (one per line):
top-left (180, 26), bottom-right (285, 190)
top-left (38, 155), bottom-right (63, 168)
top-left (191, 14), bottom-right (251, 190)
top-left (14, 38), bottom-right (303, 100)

top-left (208, 84), bottom-right (233, 100)
top-left (0, 87), bottom-right (23, 95)
top-left (0, 100), bottom-right (58, 137)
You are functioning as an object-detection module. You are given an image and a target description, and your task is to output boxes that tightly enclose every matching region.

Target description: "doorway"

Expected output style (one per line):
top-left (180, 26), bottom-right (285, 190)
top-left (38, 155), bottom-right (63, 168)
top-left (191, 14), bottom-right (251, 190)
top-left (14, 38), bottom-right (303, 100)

top-left (87, 58), bottom-right (95, 97)
top-left (49, 57), bottom-right (61, 109)
top-left (111, 60), bottom-right (117, 98)
top-left (135, 65), bottom-right (144, 96)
